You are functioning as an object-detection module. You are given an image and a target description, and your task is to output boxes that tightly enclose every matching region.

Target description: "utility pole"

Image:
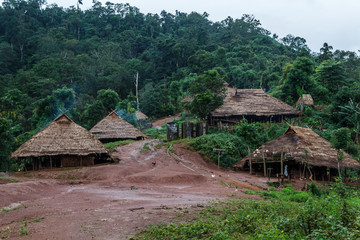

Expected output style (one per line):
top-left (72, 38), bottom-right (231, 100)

top-left (135, 71), bottom-right (139, 111)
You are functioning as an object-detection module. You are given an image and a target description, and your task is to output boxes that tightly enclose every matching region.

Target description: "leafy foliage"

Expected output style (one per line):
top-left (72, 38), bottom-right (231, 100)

top-left (135, 182), bottom-right (360, 239)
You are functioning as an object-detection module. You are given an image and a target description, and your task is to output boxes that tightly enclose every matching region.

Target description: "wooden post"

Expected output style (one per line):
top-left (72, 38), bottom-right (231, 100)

top-left (213, 149), bottom-right (226, 169)
top-left (80, 156), bottom-right (83, 166)
top-left (280, 149), bottom-right (284, 183)
top-left (248, 146), bottom-right (252, 175)
top-left (32, 159), bottom-right (35, 171)
top-left (39, 157), bottom-right (42, 169)
top-left (61, 157), bottom-right (63, 168)
top-left (262, 148), bottom-right (266, 177)
top-left (217, 152), bottom-right (220, 169)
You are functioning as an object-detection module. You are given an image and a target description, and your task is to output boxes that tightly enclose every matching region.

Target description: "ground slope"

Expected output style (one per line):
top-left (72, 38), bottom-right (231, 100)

top-left (0, 140), bottom-right (265, 239)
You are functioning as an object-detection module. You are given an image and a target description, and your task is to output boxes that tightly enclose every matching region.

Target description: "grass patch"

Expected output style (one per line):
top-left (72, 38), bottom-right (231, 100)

top-left (0, 175), bottom-right (20, 184)
top-left (104, 140), bottom-right (135, 150)
top-left (134, 181), bottom-right (360, 239)
top-left (0, 203), bottom-right (27, 215)
top-left (245, 186), bottom-right (310, 203)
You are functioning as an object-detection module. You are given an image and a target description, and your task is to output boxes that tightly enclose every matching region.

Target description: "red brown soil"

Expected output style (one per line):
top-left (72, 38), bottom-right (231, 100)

top-left (0, 140), bottom-right (272, 239)
top-left (151, 113), bottom-right (182, 129)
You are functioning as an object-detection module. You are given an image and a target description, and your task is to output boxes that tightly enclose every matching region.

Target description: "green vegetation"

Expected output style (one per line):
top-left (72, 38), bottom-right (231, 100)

top-left (1, 0), bottom-right (360, 172)
top-left (0, 175), bottom-right (20, 184)
top-left (190, 120), bottom-right (287, 167)
top-left (104, 140), bottom-right (135, 150)
top-left (134, 181), bottom-right (360, 239)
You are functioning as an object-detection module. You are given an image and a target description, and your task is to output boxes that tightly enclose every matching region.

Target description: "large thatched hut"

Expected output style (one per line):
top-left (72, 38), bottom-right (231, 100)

top-left (234, 126), bottom-right (360, 180)
top-left (90, 111), bottom-right (147, 143)
top-left (11, 114), bottom-right (109, 169)
top-left (296, 94), bottom-right (314, 108)
top-left (210, 85), bottom-right (300, 125)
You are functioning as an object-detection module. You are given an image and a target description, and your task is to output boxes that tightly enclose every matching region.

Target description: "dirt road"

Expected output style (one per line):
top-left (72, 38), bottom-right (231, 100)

top-left (0, 140), bottom-right (265, 239)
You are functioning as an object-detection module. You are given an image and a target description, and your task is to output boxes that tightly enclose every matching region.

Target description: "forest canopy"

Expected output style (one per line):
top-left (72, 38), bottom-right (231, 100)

top-left (1, 0), bottom-right (360, 171)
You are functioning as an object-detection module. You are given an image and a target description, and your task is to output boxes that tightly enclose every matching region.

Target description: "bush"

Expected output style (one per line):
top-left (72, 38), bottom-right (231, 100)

top-left (190, 132), bottom-right (247, 167)
top-left (135, 184), bottom-right (360, 239)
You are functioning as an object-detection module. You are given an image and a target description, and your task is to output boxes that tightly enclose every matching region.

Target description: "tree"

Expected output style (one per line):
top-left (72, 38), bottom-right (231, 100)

top-left (96, 89), bottom-right (120, 112)
top-left (278, 57), bottom-right (315, 104)
top-left (319, 42), bottom-right (333, 62)
top-left (314, 60), bottom-right (345, 93)
top-left (339, 99), bottom-right (360, 144)
top-left (331, 128), bottom-right (351, 177)
top-left (0, 117), bottom-right (15, 171)
top-left (189, 70), bottom-right (226, 120)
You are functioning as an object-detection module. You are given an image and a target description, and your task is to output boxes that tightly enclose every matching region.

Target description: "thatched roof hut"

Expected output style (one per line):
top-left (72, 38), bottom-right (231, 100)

top-left (90, 111), bottom-right (147, 142)
top-left (234, 126), bottom-right (360, 170)
top-left (211, 86), bottom-right (300, 123)
top-left (296, 94), bottom-right (314, 108)
top-left (135, 110), bottom-right (149, 120)
top-left (11, 114), bottom-right (108, 158)
top-left (180, 95), bottom-right (192, 103)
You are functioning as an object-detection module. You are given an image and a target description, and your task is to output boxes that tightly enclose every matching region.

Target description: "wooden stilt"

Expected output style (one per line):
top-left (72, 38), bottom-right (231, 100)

top-left (262, 148), bottom-right (266, 177)
top-left (280, 149), bottom-right (284, 183)
top-left (80, 156), bottom-right (83, 166)
top-left (61, 157), bottom-right (63, 168)
top-left (39, 157), bottom-right (42, 169)
top-left (50, 156), bottom-right (52, 169)
top-left (32, 159), bottom-right (35, 171)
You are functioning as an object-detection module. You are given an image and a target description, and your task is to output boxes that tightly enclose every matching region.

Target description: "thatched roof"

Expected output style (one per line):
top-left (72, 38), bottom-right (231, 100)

top-left (234, 126), bottom-right (360, 169)
top-left (180, 95), bottom-right (192, 103)
top-left (296, 94), bottom-right (314, 108)
top-left (135, 110), bottom-right (148, 120)
top-left (11, 114), bottom-right (108, 158)
top-left (211, 86), bottom-right (300, 118)
top-left (90, 111), bottom-right (147, 141)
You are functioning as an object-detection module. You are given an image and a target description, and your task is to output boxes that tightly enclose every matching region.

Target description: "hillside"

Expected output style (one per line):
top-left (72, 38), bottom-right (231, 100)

top-left (1, 0), bottom-right (360, 174)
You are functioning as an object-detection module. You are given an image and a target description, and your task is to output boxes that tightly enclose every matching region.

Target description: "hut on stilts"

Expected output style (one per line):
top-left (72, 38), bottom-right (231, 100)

top-left (90, 111), bottom-right (147, 143)
top-left (210, 85), bottom-right (301, 126)
top-left (296, 94), bottom-right (315, 109)
top-left (11, 114), bottom-right (109, 170)
top-left (233, 126), bottom-right (360, 181)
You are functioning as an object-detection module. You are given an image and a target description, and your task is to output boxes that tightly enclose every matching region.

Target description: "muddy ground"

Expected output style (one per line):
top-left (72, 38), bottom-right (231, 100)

top-left (0, 140), bottom-right (296, 239)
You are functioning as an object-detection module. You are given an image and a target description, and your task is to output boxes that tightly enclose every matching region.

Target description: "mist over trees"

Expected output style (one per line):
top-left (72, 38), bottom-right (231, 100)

top-left (1, 0), bottom-right (360, 171)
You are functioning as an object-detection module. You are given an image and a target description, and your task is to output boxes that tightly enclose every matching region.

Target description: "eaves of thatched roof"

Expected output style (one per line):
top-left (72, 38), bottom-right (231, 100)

top-left (234, 126), bottom-right (360, 169)
top-left (11, 114), bottom-right (108, 158)
top-left (90, 111), bottom-right (147, 140)
top-left (211, 86), bottom-right (300, 117)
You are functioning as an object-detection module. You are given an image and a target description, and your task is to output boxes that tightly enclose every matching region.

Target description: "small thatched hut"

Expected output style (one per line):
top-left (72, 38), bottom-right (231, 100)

top-left (11, 114), bottom-right (109, 169)
top-left (90, 111), bottom-right (147, 143)
top-left (296, 94), bottom-right (314, 108)
top-left (210, 86), bottom-right (300, 125)
top-left (135, 110), bottom-right (149, 121)
top-left (234, 126), bottom-right (360, 180)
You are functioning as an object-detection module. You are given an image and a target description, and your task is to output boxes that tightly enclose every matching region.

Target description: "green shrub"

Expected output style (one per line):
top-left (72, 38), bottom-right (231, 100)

top-left (190, 132), bottom-right (247, 167)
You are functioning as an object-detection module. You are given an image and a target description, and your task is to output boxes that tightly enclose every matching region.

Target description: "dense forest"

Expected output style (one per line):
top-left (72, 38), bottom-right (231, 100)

top-left (1, 0), bottom-right (360, 171)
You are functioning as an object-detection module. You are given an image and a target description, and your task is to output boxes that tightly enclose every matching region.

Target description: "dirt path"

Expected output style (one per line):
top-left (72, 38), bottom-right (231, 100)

top-left (0, 140), bottom-right (265, 239)
top-left (151, 113), bottom-right (182, 129)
